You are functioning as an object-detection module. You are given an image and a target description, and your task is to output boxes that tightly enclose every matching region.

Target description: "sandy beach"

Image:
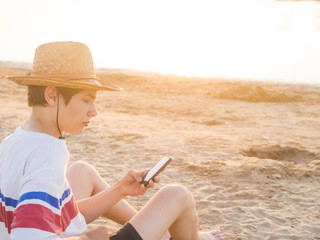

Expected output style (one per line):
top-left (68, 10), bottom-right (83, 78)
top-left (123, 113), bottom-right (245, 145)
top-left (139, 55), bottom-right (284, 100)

top-left (1, 62), bottom-right (319, 239)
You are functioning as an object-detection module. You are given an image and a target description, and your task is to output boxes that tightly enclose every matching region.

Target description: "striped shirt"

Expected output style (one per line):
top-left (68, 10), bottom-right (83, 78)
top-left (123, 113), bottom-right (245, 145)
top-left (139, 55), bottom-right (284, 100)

top-left (0, 127), bottom-right (87, 239)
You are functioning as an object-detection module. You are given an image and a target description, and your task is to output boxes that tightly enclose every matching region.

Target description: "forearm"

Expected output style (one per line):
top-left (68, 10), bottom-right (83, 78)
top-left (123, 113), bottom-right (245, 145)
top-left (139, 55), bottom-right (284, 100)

top-left (77, 169), bottom-right (147, 224)
top-left (103, 198), bottom-right (137, 225)
top-left (77, 183), bottom-right (124, 224)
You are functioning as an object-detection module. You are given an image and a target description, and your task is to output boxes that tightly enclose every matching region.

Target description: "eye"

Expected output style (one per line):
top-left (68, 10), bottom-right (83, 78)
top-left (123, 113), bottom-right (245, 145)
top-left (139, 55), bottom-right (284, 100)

top-left (82, 98), bottom-right (90, 103)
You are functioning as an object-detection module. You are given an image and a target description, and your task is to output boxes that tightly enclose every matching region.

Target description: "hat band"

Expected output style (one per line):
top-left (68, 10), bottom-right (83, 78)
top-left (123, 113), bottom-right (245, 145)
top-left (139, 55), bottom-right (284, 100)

top-left (31, 73), bottom-right (97, 79)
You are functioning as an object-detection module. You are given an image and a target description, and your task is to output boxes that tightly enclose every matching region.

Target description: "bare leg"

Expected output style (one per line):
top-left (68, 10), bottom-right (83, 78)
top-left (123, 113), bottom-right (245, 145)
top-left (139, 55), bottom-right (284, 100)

top-left (67, 161), bottom-right (223, 240)
top-left (129, 185), bottom-right (199, 240)
top-left (67, 161), bottom-right (137, 225)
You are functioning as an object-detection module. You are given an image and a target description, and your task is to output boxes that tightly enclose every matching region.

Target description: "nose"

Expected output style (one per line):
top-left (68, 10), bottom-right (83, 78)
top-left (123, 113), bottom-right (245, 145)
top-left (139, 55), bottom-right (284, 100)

top-left (88, 103), bottom-right (98, 118)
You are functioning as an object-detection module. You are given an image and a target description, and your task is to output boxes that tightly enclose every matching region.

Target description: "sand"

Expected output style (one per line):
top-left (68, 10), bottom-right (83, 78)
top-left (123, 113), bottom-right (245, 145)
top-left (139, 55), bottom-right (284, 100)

top-left (1, 62), bottom-right (320, 239)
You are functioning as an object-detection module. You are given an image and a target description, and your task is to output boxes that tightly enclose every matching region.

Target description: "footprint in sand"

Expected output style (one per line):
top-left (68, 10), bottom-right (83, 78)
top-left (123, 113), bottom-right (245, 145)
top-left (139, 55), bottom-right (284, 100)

top-left (242, 145), bottom-right (317, 165)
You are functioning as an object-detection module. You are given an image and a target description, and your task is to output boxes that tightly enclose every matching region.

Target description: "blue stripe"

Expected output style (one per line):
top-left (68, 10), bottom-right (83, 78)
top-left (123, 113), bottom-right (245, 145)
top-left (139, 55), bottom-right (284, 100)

top-left (18, 191), bottom-right (60, 209)
top-left (0, 188), bottom-right (72, 210)
top-left (59, 188), bottom-right (71, 206)
top-left (0, 189), bottom-right (18, 208)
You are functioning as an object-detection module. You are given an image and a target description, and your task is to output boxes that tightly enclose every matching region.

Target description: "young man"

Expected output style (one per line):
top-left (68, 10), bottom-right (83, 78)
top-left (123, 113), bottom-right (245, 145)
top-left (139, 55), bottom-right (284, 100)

top-left (0, 41), bottom-right (223, 240)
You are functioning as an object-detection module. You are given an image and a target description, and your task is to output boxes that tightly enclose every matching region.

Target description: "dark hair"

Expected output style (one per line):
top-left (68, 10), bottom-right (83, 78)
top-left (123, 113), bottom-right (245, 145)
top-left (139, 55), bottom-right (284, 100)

top-left (27, 85), bottom-right (82, 107)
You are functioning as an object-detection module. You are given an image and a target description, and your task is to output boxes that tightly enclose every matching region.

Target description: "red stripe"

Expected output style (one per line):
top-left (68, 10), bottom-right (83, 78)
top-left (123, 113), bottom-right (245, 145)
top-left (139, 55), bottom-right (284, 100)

top-left (11, 196), bottom-right (79, 234)
top-left (12, 204), bottom-right (62, 234)
top-left (0, 202), bottom-right (15, 233)
top-left (61, 196), bottom-right (79, 231)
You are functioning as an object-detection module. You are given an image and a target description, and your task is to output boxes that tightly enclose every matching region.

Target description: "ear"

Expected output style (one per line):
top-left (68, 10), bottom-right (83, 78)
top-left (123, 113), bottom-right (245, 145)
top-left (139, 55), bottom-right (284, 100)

top-left (44, 87), bottom-right (58, 106)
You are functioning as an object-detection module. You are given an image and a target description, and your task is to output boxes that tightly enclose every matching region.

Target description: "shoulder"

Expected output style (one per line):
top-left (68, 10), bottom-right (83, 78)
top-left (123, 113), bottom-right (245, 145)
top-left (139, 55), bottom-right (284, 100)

top-left (13, 126), bottom-right (68, 157)
top-left (1, 127), bottom-right (67, 174)
top-left (25, 136), bottom-right (68, 174)
top-left (2, 127), bottom-right (69, 173)
top-left (2, 126), bottom-right (66, 149)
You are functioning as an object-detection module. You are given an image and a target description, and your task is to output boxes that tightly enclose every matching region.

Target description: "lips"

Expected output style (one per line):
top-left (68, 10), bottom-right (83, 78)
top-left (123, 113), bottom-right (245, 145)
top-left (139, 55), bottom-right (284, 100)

top-left (83, 122), bottom-right (90, 127)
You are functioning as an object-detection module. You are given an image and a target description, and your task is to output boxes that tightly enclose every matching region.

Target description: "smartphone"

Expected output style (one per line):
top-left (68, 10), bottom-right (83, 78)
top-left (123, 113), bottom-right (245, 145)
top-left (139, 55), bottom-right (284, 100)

top-left (141, 156), bottom-right (172, 186)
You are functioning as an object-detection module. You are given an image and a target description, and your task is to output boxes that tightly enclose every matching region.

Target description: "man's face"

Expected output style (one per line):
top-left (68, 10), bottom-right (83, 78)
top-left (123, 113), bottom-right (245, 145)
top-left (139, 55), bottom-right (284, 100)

top-left (59, 89), bottom-right (97, 135)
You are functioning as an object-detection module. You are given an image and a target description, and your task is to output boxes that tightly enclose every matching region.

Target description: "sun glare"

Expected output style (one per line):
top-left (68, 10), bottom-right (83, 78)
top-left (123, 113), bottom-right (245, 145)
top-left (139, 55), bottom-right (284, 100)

top-left (0, 0), bottom-right (320, 83)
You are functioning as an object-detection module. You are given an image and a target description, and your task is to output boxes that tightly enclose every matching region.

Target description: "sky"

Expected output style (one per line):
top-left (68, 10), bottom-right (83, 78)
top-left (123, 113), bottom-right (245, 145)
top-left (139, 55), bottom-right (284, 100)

top-left (0, 0), bottom-right (320, 84)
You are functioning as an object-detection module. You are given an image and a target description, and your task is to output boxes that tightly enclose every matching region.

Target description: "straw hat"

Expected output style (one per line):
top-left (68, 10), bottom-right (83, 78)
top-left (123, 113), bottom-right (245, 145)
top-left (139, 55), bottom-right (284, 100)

top-left (6, 41), bottom-right (122, 91)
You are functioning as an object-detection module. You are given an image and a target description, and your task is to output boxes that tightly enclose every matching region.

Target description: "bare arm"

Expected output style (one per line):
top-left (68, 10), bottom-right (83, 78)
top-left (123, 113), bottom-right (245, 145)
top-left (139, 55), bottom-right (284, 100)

top-left (77, 170), bottom-right (152, 224)
top-left (77, 182), bottom-right (125, 224)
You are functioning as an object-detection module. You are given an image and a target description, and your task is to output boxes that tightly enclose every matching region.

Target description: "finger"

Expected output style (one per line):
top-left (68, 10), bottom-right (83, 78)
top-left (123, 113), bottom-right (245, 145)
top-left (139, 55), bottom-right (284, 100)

top-left (148, 180), bottom-right (155, 188)
top-left (138, 183), bottom-right (147, 193)
top-left (128, 170), bottom-right (141, 183)
top-left (154, 176), bottom-right (160, 183)
top-left (141, 169), bottom-right (150, 178)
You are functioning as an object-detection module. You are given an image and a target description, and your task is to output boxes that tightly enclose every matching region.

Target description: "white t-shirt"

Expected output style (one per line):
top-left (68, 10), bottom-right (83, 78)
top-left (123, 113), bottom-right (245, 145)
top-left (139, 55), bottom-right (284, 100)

top-left (0, 127), bottom-right (87, 240)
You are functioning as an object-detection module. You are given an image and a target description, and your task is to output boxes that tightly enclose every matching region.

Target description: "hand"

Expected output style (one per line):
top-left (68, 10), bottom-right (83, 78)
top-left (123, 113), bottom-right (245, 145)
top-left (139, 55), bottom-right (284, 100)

top-left (116, 169), bottom-right (160, 197)
top-left (79, 226), bottom-right (109, 240)
top-left (140, 168), bottom-right (160, 188)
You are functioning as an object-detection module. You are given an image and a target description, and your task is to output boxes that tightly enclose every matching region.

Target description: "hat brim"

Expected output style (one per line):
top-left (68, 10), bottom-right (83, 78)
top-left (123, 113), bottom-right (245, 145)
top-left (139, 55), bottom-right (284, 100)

top-left (6, 75), bottom-right (122, 91)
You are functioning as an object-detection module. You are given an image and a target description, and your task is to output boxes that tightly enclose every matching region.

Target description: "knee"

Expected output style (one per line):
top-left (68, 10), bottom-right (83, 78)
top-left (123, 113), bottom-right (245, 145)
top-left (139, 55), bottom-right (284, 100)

top-left (159, 185), bottom-right (195, 209)
top-left (67, 161), bottom-right (94, 179)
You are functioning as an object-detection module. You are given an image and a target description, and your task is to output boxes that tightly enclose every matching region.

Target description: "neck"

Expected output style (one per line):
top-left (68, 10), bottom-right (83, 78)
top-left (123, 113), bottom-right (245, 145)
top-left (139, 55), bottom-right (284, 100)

top-left (23, 106), bottom-right (61, 138)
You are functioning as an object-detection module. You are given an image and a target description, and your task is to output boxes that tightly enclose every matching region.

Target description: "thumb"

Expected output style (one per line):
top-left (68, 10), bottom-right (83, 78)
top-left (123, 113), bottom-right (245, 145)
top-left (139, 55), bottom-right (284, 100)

top-left (128, 170), bottom-right (142, 183)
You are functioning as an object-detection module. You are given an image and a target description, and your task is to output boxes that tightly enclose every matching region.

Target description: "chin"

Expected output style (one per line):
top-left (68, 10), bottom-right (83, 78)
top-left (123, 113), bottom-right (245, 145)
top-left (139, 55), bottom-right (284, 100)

top-left (66, 128), bottom-right (85, 135)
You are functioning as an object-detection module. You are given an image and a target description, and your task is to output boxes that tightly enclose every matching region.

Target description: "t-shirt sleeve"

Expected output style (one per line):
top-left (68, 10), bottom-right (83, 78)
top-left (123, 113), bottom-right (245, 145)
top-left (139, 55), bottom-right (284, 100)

top-left (9, 140), bottom-right (76, 240)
